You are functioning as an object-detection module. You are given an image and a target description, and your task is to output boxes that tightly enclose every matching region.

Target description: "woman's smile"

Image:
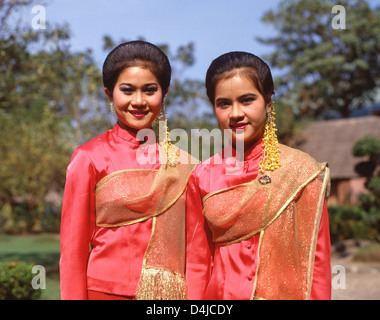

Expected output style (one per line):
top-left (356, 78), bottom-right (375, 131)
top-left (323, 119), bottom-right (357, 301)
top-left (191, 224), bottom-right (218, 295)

top-left (128, 109), bottom-right (150, 118)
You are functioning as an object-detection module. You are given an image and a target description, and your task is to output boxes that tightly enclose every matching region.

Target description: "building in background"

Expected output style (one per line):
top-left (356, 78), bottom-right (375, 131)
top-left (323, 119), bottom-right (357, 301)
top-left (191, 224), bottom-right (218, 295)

top-left (290, 116), bottom-right (380, 206)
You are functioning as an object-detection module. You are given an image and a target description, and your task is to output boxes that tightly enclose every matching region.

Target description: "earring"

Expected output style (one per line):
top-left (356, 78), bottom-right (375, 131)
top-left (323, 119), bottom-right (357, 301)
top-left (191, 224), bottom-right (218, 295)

top-left (156, 99), bottom-right (179, 166)
top-left (259, 101), bottom-right (281, 174)
top-left (109, 102), bottom-right (114, 114)
top-left (155, 100), bottom-right (166, 125)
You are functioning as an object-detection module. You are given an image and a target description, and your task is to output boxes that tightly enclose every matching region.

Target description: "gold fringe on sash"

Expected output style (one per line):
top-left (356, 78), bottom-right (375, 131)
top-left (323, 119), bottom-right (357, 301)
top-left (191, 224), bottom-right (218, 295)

top-left (136, 266), bottom-right (187, 300)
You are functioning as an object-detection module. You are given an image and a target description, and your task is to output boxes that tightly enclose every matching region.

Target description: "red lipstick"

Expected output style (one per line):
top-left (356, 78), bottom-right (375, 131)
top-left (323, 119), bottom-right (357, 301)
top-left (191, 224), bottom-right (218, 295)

top-left (129, 110), bottom-right (148, 118)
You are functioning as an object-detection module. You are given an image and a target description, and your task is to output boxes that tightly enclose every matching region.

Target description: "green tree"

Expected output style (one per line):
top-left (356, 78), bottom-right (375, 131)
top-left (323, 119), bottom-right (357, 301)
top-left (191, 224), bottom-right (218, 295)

top-left (0, 103), bottom-right (72, 233)
top-left (352, 135), bottom-right (380, 240)
top-left (353, 135), bottom-right (380, 207)
top-left (0, 24), bottom-right (107, 144)
top-left (258, 0), bottom-right (380, 119)
top-left (0, 1), bottom-right (105, 232)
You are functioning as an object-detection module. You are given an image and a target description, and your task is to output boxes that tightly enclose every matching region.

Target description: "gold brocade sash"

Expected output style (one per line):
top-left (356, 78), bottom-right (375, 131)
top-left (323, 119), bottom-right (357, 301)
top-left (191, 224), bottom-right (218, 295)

top-left (202, 144), bottom-right (330, 299)
top-left (95, 148), bottom-right (197, 299)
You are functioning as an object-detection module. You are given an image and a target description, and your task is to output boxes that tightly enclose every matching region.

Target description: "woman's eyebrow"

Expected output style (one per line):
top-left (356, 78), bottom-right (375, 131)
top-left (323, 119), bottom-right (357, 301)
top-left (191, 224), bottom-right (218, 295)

top-left (239, 93), bottom-right (258, 99)
top-left (215, 93), bottom-right (258, 102)
top-left (119, 82), bottom-right (158, 87)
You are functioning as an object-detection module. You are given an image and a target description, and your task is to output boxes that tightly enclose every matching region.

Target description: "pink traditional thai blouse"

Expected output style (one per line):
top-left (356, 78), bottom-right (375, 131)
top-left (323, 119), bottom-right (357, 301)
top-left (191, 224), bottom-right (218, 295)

top-left (60, 123), bottom-right (161, 299)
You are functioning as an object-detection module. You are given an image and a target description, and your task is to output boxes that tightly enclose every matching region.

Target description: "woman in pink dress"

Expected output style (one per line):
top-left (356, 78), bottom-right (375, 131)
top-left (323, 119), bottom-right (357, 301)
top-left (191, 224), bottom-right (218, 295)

top-left (186, 51), bottom-right (331, 300)
top-left (60, 40), bottom-right (196, 300)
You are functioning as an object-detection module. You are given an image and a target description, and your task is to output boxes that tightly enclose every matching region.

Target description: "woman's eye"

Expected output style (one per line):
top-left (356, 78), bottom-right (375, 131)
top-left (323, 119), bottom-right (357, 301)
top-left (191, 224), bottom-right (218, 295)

top-left (120, 87), bottom-right (133, 94)
top-left (242, 98), bottom-right (254, 105)
top-left (145, 87), bottom-right (158, 94)
top-left (216, 101), bottom-right (230, 108)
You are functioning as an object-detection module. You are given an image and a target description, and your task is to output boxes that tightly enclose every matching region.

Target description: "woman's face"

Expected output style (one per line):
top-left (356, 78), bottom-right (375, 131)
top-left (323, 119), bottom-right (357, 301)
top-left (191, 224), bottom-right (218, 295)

top-left (105, 66), bottom-right (165, 132)
top-left (214, 74), bottom-right (269, 150)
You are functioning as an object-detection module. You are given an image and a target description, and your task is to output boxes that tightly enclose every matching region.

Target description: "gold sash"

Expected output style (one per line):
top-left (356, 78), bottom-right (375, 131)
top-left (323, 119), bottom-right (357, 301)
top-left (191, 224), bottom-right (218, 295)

top-left (202, 144), bottom-right (330, 300)
top-left (95, 148), bottom-right (197, 299)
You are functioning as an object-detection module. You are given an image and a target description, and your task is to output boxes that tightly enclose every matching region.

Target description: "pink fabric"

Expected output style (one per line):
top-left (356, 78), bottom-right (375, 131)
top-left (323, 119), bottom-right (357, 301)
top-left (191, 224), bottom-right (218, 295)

top-left (186, 138), bottom-right (331, 300)
top-left (87, 290), bottom-right (134, 300)
top-left (60, 123), bottom-right (160, 300)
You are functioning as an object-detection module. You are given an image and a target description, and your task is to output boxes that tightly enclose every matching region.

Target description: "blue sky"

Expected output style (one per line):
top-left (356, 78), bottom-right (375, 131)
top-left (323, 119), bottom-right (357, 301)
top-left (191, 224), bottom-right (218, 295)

top-left (25, 0), bottom-right (282, 80)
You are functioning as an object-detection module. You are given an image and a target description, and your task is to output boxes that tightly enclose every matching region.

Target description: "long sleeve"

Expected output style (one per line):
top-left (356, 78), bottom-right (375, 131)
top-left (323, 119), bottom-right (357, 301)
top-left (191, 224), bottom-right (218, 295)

top-left (185, 170), bottom-right (213, 300)
top-left (59, 147), bottom-right (96, 300)
top-left (310, 200), bottom-right (332, 300)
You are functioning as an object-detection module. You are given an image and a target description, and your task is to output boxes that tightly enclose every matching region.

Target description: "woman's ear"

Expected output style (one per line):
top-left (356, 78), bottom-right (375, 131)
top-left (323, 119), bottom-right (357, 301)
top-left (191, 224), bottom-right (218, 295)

top-left (162, 89), bottom-right (168, 101)
top-left (104, 87), bottom-right (112, 102)
top-left (266, 99), bottom-right (273, 113)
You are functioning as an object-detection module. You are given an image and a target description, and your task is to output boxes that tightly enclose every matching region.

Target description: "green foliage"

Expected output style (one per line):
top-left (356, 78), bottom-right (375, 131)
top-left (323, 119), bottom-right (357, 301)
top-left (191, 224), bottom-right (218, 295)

top-left (0, 261), bottom-right (42, 300)
top-left (259, 0), bottom-right (380, 119)
top-left (0, 23), bottom-right (109, 144)
top-left (349, 135), bottom-right (380, 240)
top-left (0, 234), bottom-right (61, 299)
top-left (367, 177), bottom-right (380, 198)
top-left (0, 103), bottom-right (72, 233)
top-left (353, 135), bottom-right (380, 203)
top-left (0, 2), bottom-right (105, 232)
top-left (328, 205), bottom-right (380, 243)
top-left (353, 135), bottom-right (380, 158)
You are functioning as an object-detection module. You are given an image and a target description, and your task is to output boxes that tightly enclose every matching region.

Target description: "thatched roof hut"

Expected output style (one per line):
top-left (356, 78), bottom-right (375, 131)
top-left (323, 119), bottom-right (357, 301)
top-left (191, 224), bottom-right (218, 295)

top-left (290, 116), bottom-right (380, 180)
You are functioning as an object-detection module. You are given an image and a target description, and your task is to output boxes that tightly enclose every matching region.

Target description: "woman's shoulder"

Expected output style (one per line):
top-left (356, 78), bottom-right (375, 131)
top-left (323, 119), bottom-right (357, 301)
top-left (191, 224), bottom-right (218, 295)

top-left (68, 130), bottom-right (112, 167)
top-left (75, 130), bottom-right (112, 154)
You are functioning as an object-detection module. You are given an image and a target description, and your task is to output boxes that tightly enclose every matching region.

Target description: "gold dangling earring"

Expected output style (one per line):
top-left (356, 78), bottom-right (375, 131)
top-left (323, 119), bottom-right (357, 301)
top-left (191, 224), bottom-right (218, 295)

top-left (155, 100), bottom-right (166, 125)
top-left (109, 101), bottom-right (114, 114)
top-left (156, 99), bottom-right (179, 166)
top-left (259, 101), bottom-right (281, 175)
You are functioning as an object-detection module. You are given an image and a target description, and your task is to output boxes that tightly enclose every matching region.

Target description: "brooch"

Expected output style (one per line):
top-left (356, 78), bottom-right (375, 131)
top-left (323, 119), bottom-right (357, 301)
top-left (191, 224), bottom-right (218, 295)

top-left (258, 175), bottom-right (271, 185)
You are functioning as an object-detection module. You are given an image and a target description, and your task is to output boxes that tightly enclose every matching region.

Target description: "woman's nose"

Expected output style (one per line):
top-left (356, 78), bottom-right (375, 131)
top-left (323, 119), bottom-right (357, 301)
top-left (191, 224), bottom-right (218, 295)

top-left (230, 103), bottom-right (244, 119)
top-left (131, 91), bottom-right (147, 107)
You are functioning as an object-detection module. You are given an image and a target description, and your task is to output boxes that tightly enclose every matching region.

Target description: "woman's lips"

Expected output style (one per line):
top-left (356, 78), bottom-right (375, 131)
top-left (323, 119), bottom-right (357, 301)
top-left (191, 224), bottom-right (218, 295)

top-left (231, 123), bottom-right (248, 130)
top-left (129, 110), bottom-right (149, 118)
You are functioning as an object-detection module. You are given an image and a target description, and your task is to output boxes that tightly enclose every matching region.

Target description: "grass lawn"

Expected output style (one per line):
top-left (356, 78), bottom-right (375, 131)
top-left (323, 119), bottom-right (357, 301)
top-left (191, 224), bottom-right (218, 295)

top-left (0, 233), bottom-right (61, 300)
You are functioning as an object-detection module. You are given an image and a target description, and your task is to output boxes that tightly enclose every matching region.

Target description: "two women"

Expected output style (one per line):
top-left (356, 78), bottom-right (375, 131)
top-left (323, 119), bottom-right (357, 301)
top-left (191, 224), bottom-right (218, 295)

top-left (60, 42), bottom-right (331, 300)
